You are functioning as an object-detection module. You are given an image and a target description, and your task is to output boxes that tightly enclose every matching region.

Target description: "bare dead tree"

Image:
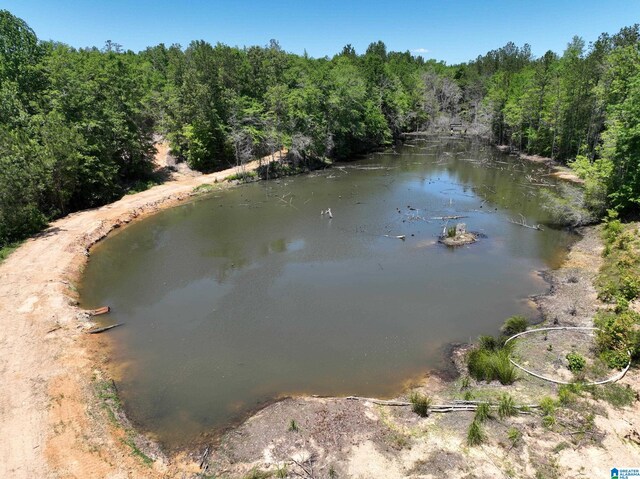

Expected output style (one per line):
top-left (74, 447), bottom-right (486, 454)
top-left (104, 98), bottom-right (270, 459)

top-left (290, 133), bottom-right (312, 168)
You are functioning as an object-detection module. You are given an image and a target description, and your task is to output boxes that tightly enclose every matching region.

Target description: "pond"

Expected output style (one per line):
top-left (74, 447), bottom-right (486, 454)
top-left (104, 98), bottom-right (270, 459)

top-left (80, 138), bottom-right (577, 447)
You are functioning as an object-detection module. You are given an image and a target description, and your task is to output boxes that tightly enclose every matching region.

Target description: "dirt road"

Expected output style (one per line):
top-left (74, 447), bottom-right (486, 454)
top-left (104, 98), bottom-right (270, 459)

top-left (0, 158), bottom-right (262, 478)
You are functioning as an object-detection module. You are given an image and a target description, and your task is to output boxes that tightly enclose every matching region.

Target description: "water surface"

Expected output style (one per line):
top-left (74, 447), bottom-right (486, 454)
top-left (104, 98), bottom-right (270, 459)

top-left (80, 138), bottom-right (576, 447)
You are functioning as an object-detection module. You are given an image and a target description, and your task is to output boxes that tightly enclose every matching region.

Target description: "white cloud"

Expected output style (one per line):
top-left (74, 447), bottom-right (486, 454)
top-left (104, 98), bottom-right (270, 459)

top-left (411, 48), bottom-right (430, 54)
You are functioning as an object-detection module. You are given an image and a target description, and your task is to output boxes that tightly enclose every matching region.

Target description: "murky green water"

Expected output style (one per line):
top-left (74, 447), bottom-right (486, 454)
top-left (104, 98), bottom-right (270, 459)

top-left (80, 138), bottom-right (576, 447)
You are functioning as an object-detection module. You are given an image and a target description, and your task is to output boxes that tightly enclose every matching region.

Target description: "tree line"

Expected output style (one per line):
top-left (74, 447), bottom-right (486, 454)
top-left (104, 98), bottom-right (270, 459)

top-left (0, 9), bottom-right (639, 249)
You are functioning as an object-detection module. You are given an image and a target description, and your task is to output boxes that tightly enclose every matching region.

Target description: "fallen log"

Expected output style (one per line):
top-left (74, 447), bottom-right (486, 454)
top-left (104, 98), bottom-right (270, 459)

top-left (88, 306), bottom-right (111, 316)
top-left (345, 396), bottom-right (539, 412)
top-left (430, 215), bottom-right (468, 220)
top-left (508, 214), bottom-right (543, 231)
top-left (87, 323), bottom-right (123, 334)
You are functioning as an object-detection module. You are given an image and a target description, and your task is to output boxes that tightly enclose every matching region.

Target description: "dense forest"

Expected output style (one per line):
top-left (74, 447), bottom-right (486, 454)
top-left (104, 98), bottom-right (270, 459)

top-left (1, 9), bottom-right (639, 249)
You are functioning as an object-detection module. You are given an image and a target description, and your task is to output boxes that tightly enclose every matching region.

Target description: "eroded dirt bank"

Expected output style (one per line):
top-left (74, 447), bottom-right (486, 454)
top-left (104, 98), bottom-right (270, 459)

top-left (1, 149), bottom-right (638, 478)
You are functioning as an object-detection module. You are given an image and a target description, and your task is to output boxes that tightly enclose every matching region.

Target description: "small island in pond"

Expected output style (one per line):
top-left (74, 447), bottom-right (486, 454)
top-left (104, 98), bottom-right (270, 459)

top-left (438, 223), bottom-right (477, 246)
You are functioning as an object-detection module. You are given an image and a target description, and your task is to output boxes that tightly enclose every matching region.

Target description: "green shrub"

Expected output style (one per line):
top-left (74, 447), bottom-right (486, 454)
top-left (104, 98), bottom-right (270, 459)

top-left (558, 385), bottom-right (578, 406)
top-left (566, 352), bottom-right (586, 372)
top-left (501, 315), bottom-right (528, 337)
top-left (619, 275), bottom-right (640, 301)
top-left (603, 211), bottom-right (623, 244)
top-left (539, 396), bottom-right (557, 416)
top-left (447, 226), bottom-right (456, 238)
top-left (467, 419), bottom-right (486, 446)
top-left (601, 350), bottom-right (631, 369)
top-left (616, 231), bottom-right (635, 251)
top-left (409, 391), bottom-right (432, 417)
top-left (595, 310), bottom-right (639, 368)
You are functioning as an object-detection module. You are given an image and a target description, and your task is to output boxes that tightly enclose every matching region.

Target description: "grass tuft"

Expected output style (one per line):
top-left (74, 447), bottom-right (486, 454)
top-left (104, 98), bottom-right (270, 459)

top-left (585, 383), bottom-right (637, 408)
top-left (467, 419), bottom-right (486, 446)
top-left (498, 394), bottom-right (517, 419)
top-left (474, 402), bottom-right (492, 423)
top-left (501, 315), bottom-right (528, 337)
top-left (507, 427), bottom-right (522, 447)
top-left (288, 419), bottom-right (299, 432)
top-left (409, 391), bottom-right (432, 417)
top-left (244, 468), bottom-right (272, 479)
top-left (467, 340), bottom-right (517, 384)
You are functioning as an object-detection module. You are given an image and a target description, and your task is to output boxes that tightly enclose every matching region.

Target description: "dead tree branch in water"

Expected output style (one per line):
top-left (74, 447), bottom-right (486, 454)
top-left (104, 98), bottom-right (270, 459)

top-left (87, 323), bottom-right (122, 334)
top-left (508, 214), bottom-right (543, 231)
top-left (430, 215), bottom-right (468, 220)
top-left (383, 234), bottom-right (406, 240)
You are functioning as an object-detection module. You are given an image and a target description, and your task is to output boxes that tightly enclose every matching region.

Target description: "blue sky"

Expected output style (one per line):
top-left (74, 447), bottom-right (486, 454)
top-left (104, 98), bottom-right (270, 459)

top-left (3, 0), bottom-right (639, 64)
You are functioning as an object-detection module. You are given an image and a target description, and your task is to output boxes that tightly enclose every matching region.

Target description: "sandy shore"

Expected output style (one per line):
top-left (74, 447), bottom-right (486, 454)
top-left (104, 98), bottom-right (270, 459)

top-left (495, 144), bottom-right (585, 184)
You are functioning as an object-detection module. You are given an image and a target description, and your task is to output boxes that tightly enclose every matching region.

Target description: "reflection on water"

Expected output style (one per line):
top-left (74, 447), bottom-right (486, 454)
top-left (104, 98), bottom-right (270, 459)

top-left (80, 138), bottom-right (577, 447)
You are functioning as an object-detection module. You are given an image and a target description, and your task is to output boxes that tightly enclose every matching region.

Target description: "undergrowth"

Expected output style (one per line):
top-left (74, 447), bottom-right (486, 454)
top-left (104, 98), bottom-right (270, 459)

top-left (594, 212), bottom-right (640, 368)
top-left (0, 241), bottom-right (21, 263)
top-left (256, 156), bottom-right (330, 180)
top-left (226, 170), bottom-right (258, 182)
top-left (192, 183), bottom-right (218, 195)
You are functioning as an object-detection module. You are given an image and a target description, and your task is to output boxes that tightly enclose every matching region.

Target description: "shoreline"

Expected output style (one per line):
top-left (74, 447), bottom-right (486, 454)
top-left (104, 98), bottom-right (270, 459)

top-left (1, 143), bottom-right (637, 478)
top-left (495, 144), bottom-right (585, 184)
